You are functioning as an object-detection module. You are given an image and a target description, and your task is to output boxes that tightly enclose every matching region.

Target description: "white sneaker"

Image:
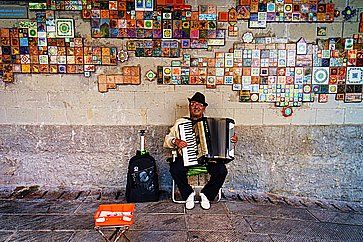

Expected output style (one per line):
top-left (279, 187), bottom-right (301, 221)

top-left (200, 193), bottom-right (211, 210)
top-left (185, 192), bottom-right (195, 210)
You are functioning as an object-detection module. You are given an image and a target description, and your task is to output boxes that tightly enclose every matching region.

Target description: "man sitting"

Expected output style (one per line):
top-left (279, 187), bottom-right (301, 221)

top-left (164, 92), bottom-right (238, 210)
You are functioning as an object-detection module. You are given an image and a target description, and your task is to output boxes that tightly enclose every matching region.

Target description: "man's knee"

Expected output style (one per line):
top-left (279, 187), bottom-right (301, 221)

top-left (219, 164), bottom-right (228, 178)
top-left (208, 163), bottom-right (228, 177)
top-left (169, 160), bottom-right (185, 176)
top-left (169, 163), bottom-right (177, 175)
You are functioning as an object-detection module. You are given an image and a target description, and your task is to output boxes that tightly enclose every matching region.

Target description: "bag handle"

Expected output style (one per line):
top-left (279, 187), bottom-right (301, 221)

top-left (139, 130), bottom-right (147, 155)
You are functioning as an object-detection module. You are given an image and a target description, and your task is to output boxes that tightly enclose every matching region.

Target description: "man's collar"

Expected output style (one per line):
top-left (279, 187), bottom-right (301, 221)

top-left (190, 116), bottom-right (204, 121)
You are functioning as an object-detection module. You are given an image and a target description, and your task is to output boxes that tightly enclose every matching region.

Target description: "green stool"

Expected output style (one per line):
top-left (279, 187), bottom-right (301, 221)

top-left (172, 164), bottom-right (222, 204)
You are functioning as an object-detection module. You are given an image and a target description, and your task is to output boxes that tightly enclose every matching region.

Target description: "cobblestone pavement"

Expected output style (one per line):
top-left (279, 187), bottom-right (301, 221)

top-left (0, 188), bottom-right (363, 242)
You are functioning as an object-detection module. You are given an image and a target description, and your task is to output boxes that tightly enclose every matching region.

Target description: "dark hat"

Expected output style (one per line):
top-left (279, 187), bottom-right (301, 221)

top-left (188, 92), bottom-right (208, 107)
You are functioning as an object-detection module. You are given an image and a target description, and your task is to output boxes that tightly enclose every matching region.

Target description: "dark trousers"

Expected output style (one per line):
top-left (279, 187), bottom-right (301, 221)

top-left (169, 157), bottom-right (228, 201)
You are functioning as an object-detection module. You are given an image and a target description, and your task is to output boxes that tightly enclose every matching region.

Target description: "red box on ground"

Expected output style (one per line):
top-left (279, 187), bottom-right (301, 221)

top-left (94, 203), bottom-right (135, 227)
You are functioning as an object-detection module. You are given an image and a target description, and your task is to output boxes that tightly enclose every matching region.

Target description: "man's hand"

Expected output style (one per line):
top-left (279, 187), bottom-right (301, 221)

top-left (231, 133), bottom-right (238, 143)
top-left (174, 138), bottom-right (188, 149)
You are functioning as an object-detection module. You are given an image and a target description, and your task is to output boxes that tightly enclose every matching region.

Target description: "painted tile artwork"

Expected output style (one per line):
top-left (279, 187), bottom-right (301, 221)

top-left (157, 35), bottom-right (363, 106)
top-left (98, 65), bottom-right (141, 92)
top-left (55, 19), bottom-right (74, 38)
top-left (0, 10), bottom-right (118, 82)
top-left (0, 0), bottom-right (362, 106)
top-left (237, 0), bottom-right (335, 28)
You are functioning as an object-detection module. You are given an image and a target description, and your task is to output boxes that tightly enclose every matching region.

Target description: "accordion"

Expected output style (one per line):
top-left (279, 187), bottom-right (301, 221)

top-left (178, 117), bottom-right (235, 167)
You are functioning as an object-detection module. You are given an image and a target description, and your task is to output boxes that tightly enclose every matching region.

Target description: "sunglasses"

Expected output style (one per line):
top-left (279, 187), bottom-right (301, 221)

top-left (189, 101), bottom-right (205, 107)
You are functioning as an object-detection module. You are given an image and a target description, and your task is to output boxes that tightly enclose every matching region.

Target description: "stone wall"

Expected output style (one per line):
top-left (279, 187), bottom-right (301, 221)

top-left (0, 124), bottom-right (362, 202)
top-left (0, 0), bottom-right (363, 202)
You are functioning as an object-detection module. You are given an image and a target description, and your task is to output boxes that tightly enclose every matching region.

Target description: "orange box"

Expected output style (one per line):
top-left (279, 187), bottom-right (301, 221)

top-left (94, 204), bottom-right (135, 227)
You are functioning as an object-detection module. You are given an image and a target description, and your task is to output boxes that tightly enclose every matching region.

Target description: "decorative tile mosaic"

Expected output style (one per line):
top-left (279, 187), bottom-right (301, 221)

top-left (157, 34), bottom-right (363, 106)
top-left (1, 0), bottom-right (361, 105)
top-left (236, 0), bottom-right (335, 26)
top-left (0, 18), bottom-right (117, 82)
top-left (98, 65), bottom-right (141, 92)
top-left (127, 39), bottom-right (180, 57)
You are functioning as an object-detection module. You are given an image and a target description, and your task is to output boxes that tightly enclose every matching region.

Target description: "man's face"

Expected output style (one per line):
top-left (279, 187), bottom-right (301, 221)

top-left (189, 101), bottom-right (206, 119)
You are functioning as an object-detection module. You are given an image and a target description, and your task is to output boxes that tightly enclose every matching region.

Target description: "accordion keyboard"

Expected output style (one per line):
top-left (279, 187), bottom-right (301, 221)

top-left (178, 121), bottom-right (199, 166)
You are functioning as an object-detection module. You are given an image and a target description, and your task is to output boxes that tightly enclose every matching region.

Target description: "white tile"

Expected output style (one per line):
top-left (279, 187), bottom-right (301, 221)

top-left (86, 108), bottom-right (119, 125)
top-left (116, 108), bottom-right (147, 125)
top-left (205, 108), bottom-right (234, 119)
top-left (135, 91), bottom-right (165, 109)
top-left (345, 108), bottom-right (363, 124)
top-left (65, 108), bottom-right (88, 125)
top-left (315, 109), bottom-right (345, 125)
top-left (38, 108), bottom-right (67, 124)
top-left (291, 108), bottom-right (316, 125)
top-left (234, 108), bottom-right (263, 125)
top-left (263, 108), bottom-right (292, 125)
top-left (0, 91), bottom-right (19, 107)
top-left (0, 107), bottom-right (6, 124)
top-left (175, 107), bottom-right (189, 119)
top-left (147, 107), bottom-right (175, 125)
top-left (6, 107), bottom-right (38, 124)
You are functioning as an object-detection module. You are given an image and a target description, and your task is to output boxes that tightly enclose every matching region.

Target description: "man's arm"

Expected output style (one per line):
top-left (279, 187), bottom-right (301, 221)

top-left (164, 126), bottom-right (178, 148)
top-left (163, 118), bottom-right (189, 149)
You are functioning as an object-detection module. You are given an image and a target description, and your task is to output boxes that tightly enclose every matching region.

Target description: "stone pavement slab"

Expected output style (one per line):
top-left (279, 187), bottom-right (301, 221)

top-left (75, 201), bottom-right (110, 215)
top-left (245, 216), bottom-right (363, 241)
top-left (226, 201), bottom-right (317, 221)
top-left (229, 214), bottom-right (253, 233)
top-left (188, 230), bottom-right (239, 242)
top-left (185, 202), bottom-right (229, 215)
top-left (245, 216), bottom-right (310, 235)
top-left (307, 208), bottom-right (363, 226)
top-left (6, 231), bottom-right (74, 242)
top-left (237, 232), bottom-right (272, 242)
top-left (128, 231), bottom-right (188, 242)
top-left (136, 201), bottom-right (185, 214)
top-left (0, 214), bottom-right (93, 230)
top-left (268, 234), bottom-right (342, 242)
top-left (0, 200), bottom-right (51, 214)
top-left (0, 189), bottom-right (363, 242)
top-left (186, 213), bottom-right (234, 231)
top-left (132, 213), bottom-right (186, 231)
top-left (70, 230), bottom-right (106, 242)
top-left (0, 199), bottom-right (81, 215)
top-left (0, 231), bottom-right (14, 241)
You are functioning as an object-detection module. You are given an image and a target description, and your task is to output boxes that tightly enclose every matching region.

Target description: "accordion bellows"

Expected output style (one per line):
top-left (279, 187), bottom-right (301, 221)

top-left (178, 117), bottom-right (235, 167)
